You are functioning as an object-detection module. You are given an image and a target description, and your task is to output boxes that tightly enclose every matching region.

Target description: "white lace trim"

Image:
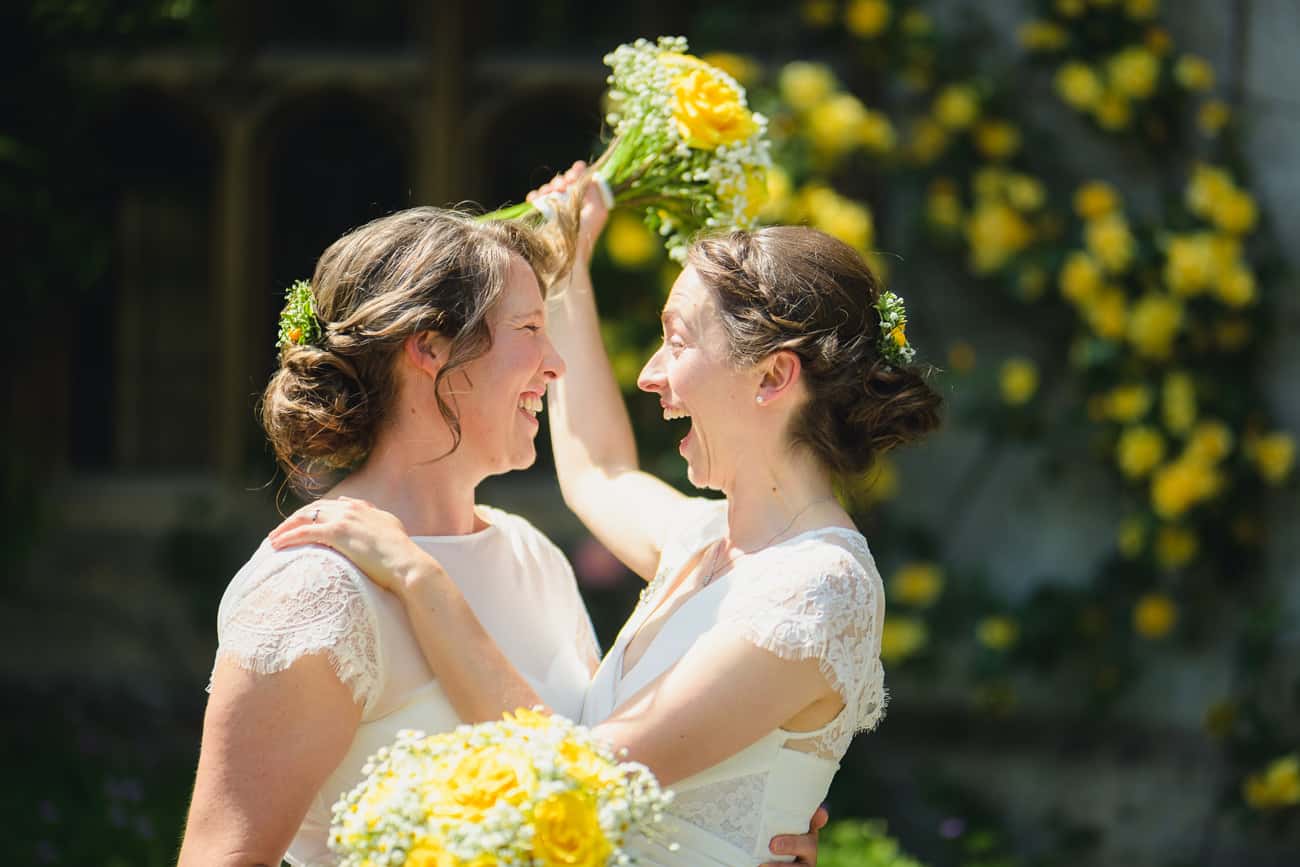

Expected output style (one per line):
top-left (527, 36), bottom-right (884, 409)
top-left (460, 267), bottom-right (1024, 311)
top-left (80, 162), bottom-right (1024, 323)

top-left (668, 771), bottom-right (766, 853)
top-left (208, 546), bottom-right (382, 715)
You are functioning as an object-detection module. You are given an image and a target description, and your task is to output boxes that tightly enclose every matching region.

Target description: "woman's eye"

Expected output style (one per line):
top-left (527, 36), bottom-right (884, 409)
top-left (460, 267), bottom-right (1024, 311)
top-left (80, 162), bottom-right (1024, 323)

top-left (522, 324), bottom-right (542, 333)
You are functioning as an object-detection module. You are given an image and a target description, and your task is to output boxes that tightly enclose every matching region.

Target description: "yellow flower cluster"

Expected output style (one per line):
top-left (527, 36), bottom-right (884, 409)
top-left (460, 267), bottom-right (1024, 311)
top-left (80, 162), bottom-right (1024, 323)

top-left (1054, 43), bottom-right (1162, 131)
top-left (1133, 592), bottom-right (1178, 638)
top-left (881, 615), bottom-right (928, 663)
top-left (779, 62), bottom-right (896, 160)
top-left (1000, 358), bottom-right (1039, 405)
top-left (891, 562), bottom-right (945, 607)
top-left (1245, 431), bottom-right (1296, 485)
top-left (964, 169), bottom-right (1041, 273)
top-left (788, 183), bottom-right (876, 254)
top-left (330, 712), bottom-right (670, 867)
top-left (1243, 755), bottom-right (1300, 811)
top-left (844, 0), bottom-right (891, 38)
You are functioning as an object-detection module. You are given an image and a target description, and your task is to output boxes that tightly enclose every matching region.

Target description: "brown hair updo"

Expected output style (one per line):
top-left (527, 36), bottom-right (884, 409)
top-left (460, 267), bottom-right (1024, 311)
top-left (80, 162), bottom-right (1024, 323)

top-left (687, 225), bottom-right (942, 476)
top-left (261, 205), bottom-right (578, 492)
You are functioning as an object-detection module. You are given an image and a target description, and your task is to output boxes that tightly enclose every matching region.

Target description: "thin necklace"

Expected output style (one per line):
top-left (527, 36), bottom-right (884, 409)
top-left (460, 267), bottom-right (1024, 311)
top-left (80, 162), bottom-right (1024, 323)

top-left (701, 496), bottom-right (838, 587)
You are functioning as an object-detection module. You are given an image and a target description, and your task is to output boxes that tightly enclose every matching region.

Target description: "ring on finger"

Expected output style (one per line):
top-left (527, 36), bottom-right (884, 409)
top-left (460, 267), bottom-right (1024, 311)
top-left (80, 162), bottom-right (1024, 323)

top-left (312, 508), bottom-right (320, 523)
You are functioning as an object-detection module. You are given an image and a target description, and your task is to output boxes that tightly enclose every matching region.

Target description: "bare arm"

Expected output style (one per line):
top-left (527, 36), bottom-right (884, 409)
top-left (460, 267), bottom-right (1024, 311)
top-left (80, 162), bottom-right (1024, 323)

top-left (177, 655), bottom-right (361, 866)
top-left (542, 165), bottom-right (689, 580)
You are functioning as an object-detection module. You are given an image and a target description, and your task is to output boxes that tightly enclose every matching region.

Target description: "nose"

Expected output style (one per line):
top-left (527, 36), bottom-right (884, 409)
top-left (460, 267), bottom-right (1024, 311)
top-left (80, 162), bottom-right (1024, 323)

top-left (542, 331), bottom-right (566, 381)
top-left (637, 343), bottom-right (666, 393)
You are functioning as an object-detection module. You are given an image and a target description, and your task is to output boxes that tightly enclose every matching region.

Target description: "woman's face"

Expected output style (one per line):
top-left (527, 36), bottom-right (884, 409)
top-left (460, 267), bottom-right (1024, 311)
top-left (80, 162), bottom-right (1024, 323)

top-left (452, 254), bottom-right (565, 476)
top-left (637, 265), bottom-right (758, 491)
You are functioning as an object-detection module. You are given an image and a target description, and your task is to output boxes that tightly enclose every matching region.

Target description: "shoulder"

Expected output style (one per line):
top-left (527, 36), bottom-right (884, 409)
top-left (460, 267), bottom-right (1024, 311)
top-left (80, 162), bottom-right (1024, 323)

top-left (476, 505), bottom-right (581, 588)
top-left (726, 529), bottom-right (883, 619)
top-left (217, 541), bottom-right (375, 633)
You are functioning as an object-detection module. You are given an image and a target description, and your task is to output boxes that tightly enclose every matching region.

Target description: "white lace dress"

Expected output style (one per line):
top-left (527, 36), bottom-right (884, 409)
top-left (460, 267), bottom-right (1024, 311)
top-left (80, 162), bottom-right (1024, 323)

top-left (210, 505), bottom-right (598, 867)
top-left (581, 498), bottom-right (886, 866)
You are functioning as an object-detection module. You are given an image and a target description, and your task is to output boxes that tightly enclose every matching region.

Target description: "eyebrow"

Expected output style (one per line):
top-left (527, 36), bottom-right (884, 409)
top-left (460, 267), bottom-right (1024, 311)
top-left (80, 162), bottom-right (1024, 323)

top-left (511, 308), bottom-right (545, 322)
top-left (660, 309), bottom-right (684, 329)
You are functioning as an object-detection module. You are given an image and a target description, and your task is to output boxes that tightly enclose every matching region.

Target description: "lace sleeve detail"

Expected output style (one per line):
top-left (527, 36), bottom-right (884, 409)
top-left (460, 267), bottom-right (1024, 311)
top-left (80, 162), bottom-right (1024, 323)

top-left (211, 546), bottom-right (383, 715)
top-left (717, 538), bottom-right (886, 758)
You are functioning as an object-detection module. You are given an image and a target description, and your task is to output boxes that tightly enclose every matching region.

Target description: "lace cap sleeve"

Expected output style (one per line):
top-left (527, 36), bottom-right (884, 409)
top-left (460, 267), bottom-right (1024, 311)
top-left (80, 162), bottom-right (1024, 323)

top-left (211, 545), bottom-right (383, 715)
top-left (717, 537), bottom-right (886, 748)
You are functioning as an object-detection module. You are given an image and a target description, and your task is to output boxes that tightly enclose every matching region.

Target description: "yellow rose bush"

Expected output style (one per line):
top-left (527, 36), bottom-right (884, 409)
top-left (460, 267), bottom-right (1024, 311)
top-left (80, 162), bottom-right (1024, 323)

top-left (329, 711), bottom-right (671, 866)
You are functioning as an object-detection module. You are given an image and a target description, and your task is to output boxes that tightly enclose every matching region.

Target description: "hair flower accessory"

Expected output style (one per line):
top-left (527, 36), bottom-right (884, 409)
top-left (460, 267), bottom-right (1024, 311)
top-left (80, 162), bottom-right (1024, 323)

top-left (277, 279), bottom-right (322, 350)
top-left (875, 289), bottom-right (916, 367)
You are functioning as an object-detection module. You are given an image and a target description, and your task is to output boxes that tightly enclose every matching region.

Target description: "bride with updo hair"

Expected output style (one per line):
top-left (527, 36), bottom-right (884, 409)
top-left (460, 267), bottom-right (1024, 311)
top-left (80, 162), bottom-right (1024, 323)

top-left (273, 165), bottom-right (942, 866)
top-left (180, 199), bottom-right (825, 867)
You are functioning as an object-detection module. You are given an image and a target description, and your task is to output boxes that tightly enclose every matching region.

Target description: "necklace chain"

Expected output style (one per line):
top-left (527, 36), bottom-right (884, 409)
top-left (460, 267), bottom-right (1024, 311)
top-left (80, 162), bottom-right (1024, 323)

top-left (701, 497), bottom-right (837, 587)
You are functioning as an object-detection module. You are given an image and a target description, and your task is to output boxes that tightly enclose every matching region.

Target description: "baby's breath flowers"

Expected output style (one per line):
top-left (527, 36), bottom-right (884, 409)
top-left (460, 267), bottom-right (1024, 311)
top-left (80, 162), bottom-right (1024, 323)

top-left (276, 279), bottom-right (321, 350)
top-left (329, 709), bottom-right (672, 867)
top-left (874, 290), bottom-right (916, 367)
top-left (483, 37), bottom-right (771, 263)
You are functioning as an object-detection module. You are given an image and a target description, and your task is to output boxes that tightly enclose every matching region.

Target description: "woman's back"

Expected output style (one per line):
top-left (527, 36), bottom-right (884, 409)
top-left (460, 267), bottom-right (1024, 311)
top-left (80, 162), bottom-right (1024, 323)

top-left (582, 498), bottom-right (885, 864)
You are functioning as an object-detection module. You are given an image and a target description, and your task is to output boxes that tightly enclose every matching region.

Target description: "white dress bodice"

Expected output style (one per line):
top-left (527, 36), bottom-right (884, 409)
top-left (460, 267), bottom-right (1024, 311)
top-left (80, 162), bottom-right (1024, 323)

top-left (210, 505), bottom-right (597, 867)
top-left (581, 498), bottom-right (886, 865)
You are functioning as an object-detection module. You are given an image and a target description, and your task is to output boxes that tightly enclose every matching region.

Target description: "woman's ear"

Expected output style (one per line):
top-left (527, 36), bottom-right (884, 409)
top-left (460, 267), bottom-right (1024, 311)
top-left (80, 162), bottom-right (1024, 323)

top-left (402, 331), bottom-right (450, 382)
top-left (755, 349), bottom-right (803, 405)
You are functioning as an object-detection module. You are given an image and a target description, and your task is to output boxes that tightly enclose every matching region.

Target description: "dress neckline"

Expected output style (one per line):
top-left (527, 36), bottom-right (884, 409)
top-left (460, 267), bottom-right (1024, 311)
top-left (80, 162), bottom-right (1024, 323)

top-left (616, 523), bottom-right (867, 684)
top-left (408, 505), bottom-right (500, 544)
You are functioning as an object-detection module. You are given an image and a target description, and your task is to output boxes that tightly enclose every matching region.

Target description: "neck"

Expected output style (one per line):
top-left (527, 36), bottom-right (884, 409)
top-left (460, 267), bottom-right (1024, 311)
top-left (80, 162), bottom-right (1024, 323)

top-left (721, 448), bottom-right (838, 551)
top-left (330, 420), bottom-right (485, 538)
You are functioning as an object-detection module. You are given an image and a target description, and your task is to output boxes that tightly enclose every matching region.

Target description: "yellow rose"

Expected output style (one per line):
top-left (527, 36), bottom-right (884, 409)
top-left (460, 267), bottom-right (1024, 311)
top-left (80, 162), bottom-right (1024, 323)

top-left (1150, 457), bottom-right (1221, 519)
top-left (779, 61), bottom-right (835, 112)
top-left (974, 121), bottom-right (1022, 160)
top-left (1214, 265), bottom-right (1256, 308)
top-left (1060, 251), bottom-right (1103, 306)
top-left (1074, 181), bottom-right (1120, 220)
top-left (1107, 47), bottom-right (1160, 100)
top-left (977, 616), bottom-right (1019, 650)
top-left (1186, 164), bottom-right (1235, 217)
top-left (1127, 294), bottom-right (1183, 360)
top-left (1161, 372), bottom-right (1197, 435)
top-left (948, 341), bottom-right (977, 373)
top-left (1133, 593), bottom-right (1178, 638)
top-left (1174, 54), bottom-right (1215, 91)
top-left (999, 358), bottom-right (1039, 406)
top-left (880, 616), bottom-right (928, 663)
top-left (858, 110), bottom-right (897, 152)
top-left (1244, 756), bottom-right (1300, 811)
top-left (406, 842), bottom-right (458, 867)
top-left (1093, 91), bottom-right (1133, 130)
top-left (557, 738), bottom-right (613, 790)
top-left (503, 706), bottom-right (552, 729)
top-left (1155, 525), bottom-right (1198, 570)
top-left (1118, 516), bottom-right (1147, 558)
top-left (907, 117), bottom-right (949, 164)
top-left (926, 179), bottom-right (963, 230)
top-left (1125, 0), bottom-right (1160, 19)
top-left (701, 52), bottom-right (761, 87)
top-left (892, 562), bottom-right (944, 607)
top-left (1086, 213), bottom-right (1136, 273)
top-left (604, 212), bottom-right (657, 269)
top-left (934, 84), bottom-right (980, 129)
top-left (1018, 20), bottom-right (1068, 51)
top-left (1186, 420), bottom-right (1233, 463)
top-left (761, 164), bottom-right (793, 221)
top-left (1056, 62), bottom-right (1104, 110)
top-left (1247, 432), bottom-right (1296, 485)
top-left (1006, 174), bottom-right (1046, 212)
top-left (801, 185), bottom-right (875, 252)
top-left (1087, 288), bottom-right (1128, 340)
top-left (441, 746), bottom-right (537, 819)
top-left (532, 790), bottom-right (611, 867)
top-left (1210, 188), bottom-right (1258, 235)
top-left (1117, 426), bottom-right (1166, 479)
top-left (1198, 100), bottom-right (1231, 135)
top-left (966, 202), bottom-right (1033, 274)
top-left (808, 93), bottom-right (870, 155)
top-left (1163, 233), bottom-right (1215, 296)
top-left (844, 0), bottom-right (891, 38)
top-left (667, 57), bottom-right (757, 149)
top-left (1105, 384), bottom-right (1153, 422)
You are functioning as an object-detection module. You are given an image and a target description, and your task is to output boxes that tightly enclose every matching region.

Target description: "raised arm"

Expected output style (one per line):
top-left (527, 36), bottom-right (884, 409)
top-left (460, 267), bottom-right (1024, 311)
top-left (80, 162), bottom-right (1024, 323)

top-left (540, 164), bottom-right (689, 580)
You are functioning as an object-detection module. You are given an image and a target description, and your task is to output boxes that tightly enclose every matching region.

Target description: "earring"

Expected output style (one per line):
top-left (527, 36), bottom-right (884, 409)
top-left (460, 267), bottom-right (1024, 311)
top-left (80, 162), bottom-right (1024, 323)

top-left (756, 395), bottom-right (764, 405)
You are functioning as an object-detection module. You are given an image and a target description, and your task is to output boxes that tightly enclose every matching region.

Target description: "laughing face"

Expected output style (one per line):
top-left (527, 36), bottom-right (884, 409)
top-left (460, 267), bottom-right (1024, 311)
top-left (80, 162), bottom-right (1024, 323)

top-left (637, 265), bottom-right (759, 492)
top-left (450, 253), bottom-right (565, 476)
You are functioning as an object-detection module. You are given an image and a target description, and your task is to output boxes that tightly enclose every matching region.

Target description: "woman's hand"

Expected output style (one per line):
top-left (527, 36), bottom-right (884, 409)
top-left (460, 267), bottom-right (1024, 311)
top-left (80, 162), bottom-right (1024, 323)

top-left (268, 497), bottom-right (441, 596)
top-left (764, 805), bottom-right (829, 866)
top-left (528, 160), bottom-right (610, 265)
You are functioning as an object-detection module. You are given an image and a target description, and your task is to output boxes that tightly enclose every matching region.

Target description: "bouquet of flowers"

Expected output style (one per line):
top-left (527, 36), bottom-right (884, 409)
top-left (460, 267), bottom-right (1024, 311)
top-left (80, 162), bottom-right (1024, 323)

top-left (329, 708), bottom-right (673, 867)
top-left (484, 36), bottom-right (771, 262)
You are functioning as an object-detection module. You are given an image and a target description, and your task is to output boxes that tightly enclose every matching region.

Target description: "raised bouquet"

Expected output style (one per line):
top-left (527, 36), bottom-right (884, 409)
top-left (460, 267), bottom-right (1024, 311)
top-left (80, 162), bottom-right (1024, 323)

top-left (484, 36), bottom-right (771, 262)
top-left (329, 708), bottom-right (673, 866)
